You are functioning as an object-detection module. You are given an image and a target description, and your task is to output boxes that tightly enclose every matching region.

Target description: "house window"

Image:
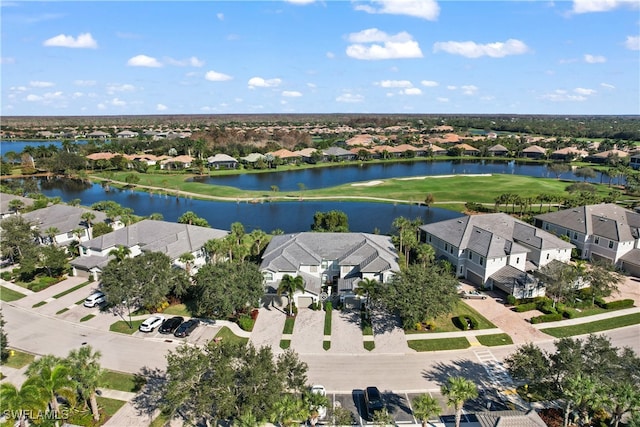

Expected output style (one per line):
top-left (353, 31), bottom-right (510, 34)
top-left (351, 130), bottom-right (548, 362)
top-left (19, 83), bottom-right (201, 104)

top-left (428, 235), bottom-right (432, 243)
top-left (545, 224), bottom-right (549, 230)
top-left (445, 243), bottom-right (448, 251)
top-left (459, 266), bottom-right (463, 273)
top-left (609, 241), bottom-right (614, 249)
top-left (450, 247), bottom-right (454, 254)
top-left (66, 232), bottom-right (74, 238)
top-left (566, 230), bottom-right (571, 237)
top-left (468, 251), bottom-right (472, 259)
top-left (321, 260), bottom-right (328, 268)
top-left (263, 272), bottom-right (273, 281)
top-left (595, 236), bottom-right (599, 244)
top-left (573, 232), bottom-right (578, 239)
top-left (480, 257), bottom-right (484, 266)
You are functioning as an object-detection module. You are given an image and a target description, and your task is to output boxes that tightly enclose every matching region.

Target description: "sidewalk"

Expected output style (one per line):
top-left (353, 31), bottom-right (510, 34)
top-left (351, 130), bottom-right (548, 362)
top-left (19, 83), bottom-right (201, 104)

top-left (531, 306), bottom-right (640, 329)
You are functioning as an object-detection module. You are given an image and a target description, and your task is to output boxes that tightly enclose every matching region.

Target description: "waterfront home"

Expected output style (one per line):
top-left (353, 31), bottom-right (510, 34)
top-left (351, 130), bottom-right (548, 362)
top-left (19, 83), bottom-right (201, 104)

top-left (323, 146), bottom-right (355, 161)
top-left (521, 145), bottom-right (547, 159)
top-left (550, 147), bottom-right (588, 161)
top-left (534, 203), bottom-right (640, 276)
top-left (207, 154), bottom-right (238, 169)
top-left (487, 144), bottom-right (509, 157)
top-left (160, 155), bottom-right (193, 170)
top-left (451, 143), bottom-right (480, 156)
top-left (70, 219), bottom-right (229, 280)
top-left (420, 213), bottom-right (574, 298)
top-left (0, 193), bottom-right (34, 218)
top-left (260, 232), bottom-right (399, 307)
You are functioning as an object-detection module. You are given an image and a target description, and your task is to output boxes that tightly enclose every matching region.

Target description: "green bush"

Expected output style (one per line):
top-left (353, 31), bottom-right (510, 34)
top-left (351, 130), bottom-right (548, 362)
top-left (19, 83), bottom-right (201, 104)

top-left (0, 271), bottom-right (12, 281)
top-left (601, 299), bottom-right (635, 310)
top-left (453, 316), bottom-right (477, 330)
top-left (537, 302), bottom-right (557, 314)
top-left (506, 295), bottom-right (517, 305)
top-left (530, 313), bottom-right (563, 324)
top-left (594, 297), bottom-right (607, 307)
top-left (514, 303), bottom-right (537, 312)
top-left (237, 315), bottom-right (254, 332)
top-left (562, 309), bottom-right (578, 319)
top-left (468, 316), bottom-right (478, 330)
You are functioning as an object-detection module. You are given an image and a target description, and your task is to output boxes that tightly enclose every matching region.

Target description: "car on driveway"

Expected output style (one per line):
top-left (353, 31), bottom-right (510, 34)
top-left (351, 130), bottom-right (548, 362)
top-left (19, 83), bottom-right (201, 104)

top-left (83, 291), bottom-right (106, 308)
top-left (364, 386), bottom-right (384, 418)
top-left (139, 315), bottom-right (165, 332)
top-left (173, 318), bottom-right (199, 338)
top-left (159, 316), bottom-right (184, 334)
top-left (310, 384), bottom-right (327, 420)
top-left (461, 290), bottom-right (487, 300)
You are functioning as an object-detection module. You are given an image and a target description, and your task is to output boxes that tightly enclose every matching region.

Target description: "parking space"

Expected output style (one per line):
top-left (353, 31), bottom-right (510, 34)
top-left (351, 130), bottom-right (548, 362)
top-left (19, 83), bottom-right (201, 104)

top-left (330, 308), bottom-right (366, 354)
top-left (291, 308), bottom-right (324, 354)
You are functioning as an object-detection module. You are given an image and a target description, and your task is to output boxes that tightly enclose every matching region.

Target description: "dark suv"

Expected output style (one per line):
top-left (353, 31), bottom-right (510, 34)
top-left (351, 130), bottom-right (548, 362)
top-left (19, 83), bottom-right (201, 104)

top-left (159, 316), bottom-right (184, 334)
top-left (364, 386), bottom-right (384, 418)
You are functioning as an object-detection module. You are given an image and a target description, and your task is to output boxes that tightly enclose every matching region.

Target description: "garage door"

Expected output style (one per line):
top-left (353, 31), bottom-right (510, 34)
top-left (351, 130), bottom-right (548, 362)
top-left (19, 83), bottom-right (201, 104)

top-left (297, 296), bottom-right (314, 309)
top-left (466, 271), bottom-right (484, 286)
top-left (621, 261), bottom-right (640, 278)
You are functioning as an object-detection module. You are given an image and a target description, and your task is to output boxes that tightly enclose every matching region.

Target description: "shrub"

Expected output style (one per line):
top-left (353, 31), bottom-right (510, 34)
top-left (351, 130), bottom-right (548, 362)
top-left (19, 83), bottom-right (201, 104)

top-left (453, 316), bottom-right (472, 330)
top-left (424, 321), bottom-right (436, 331)
top-left (237, 315), bottom-right (254, 332)
top-left (537, 302), bottom-right (557, 314)
top-left (562, 309), bottom-right (577, 319)
top-left (0, 271), bottom-right (12, 281)
top-left (530, 313), bottom-right (563, 324)
top-left (324, 301), bottom-right (332, 312)
top-left (506, 295), bottom-right (517, 306)
top-left (601, 299), bottom-right (635, 310)
top-left (415, 322), bottom-right (424, 331)
top-left (514, 303), bottom-right (537, 312)
top-left (467, 316), bottom-right (479, 330)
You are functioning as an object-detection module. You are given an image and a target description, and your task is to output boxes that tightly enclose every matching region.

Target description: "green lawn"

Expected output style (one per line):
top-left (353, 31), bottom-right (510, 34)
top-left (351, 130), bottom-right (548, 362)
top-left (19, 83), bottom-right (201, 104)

top-left (149, 412), bottom-right (171, 427)
top-left (283, 316), bottom-right (295, 334)
top-left (476, 333), bottom-right (514, 346)
top-left (0, 285), bottom-right (26, 302)
top-left (323, 341), bottom-right (331, 351)
top-left (364, 341), bottom-right (375, 351)
top-left (56, 308), bottom-right (69, 315)
top-left (80, 314), bottom-right (95, 322)
top-left (32, 301), bottom-right (47, 308)
top-left (280, 339), bottom-right (291, 349)
top-left (214, 326), bottom-right (248, 345)
top-left (97, 396), bottom-right (127, 416)
top-left (109, 319), bottom-right (143, 334)
top-left (541, 313), bottom-right (640, 338)
top-left (52, 280), bottom-right (91, 299)
top-left (99, 370), bottom-right (141, 393)
top-left (408, 337), bottom-right (471, 352)
top-left (162, 303), bottom-right (192, 317)
top-left (406, 300), bottom-right (496, 333)
top-left (324, 309), bottom-right (332, 335)
top-left (2, 349), bottom-right (35, 368)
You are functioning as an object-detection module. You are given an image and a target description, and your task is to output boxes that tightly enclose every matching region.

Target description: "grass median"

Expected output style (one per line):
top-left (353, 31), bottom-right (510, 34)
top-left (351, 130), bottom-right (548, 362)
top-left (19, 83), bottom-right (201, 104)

top-left (541, 313), bottom-right (640, 338)
top-left (408, 337), bottom-right (471, 352)
top-left (476, 333), bottom-right (514, 346)
top-left (0, 285), bottom-right (26, 302)
top-left (2, 349), bottom-right (35, 368)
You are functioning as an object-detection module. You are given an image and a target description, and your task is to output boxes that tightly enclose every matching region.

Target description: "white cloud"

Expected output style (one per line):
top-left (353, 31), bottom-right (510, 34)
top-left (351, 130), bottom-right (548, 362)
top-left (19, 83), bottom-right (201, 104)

top-left (106, 84), bottom-right (136, 94)
top-left (74, 80), bottom-right (96, 86)
top-left (248, 77), bottom-right (282, 88)
top-left (572, 0), bottom-right (638, 14)
top-left (205, 70), bottom-right (233, 81)
top-left (541, 89), bottom-right (587, 102)
top-left (111, 98), bottom-right (126, 107)
top-left (72, 92), bottom-right (84, 98)
top-left (216, 13), bottom-right (224, 20)
top-left (354, 0), bottom-right (440, 21)
top-left (346, 29), bottom-right (423, 60)
top-left (600, 82), bottom-right (616, 89)
top-left (336, 93), bottom-right (364, 103)
top-left (307, 83), bottom-right (317, 88)
top-left (377, 80), bottom-right (413, 88)
top-left (326, 52), bottom-right (335, 59)
top-left (1, 57), bottom-right (15, 64)
top-left (282, 91), bottom-right (302, 97)
top-left (421, 80), bottom-right (439, 87)
top-left (157, 103), bottom-right (168, 111)
top-left (26, 94), bottom-right (42, 102)
top-left (165, 56), bottom-right (205, 67)
top-left (447, 85), bottom-right (457, 90)
top-left (403, 88), bottom-right (422, 95)
top-left (461, 85), bottom-right (478, 95)
top-left (30, 81), bottom-right (54, 88)
top-left (43, 32), bottom-right (97, 49)
top-left (574, 87), bottom-right (596, 95)
top-left (127, 55), bottom-right (162, 67)
top-left (437, 97), bottom-right (449, 102)
top-left (433, 38), bottom-right (529, 58)
top-left (625, 35), bottom-right (640, 50)
top-left (584, 54), bottom-right (606, 63)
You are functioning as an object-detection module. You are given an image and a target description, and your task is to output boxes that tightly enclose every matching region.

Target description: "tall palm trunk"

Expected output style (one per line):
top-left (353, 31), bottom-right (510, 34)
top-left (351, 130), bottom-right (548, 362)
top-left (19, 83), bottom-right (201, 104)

top-left (90, 391), bottom-right (100, 421)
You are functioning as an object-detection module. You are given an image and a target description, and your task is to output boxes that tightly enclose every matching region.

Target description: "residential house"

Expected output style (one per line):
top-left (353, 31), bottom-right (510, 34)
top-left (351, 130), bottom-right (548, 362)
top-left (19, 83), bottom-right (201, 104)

top-left (550, 147), bottom-right (588, 161)
top-left (451, 143), bottom-right (480, 156)
top-left (294, 148), bottom-right (319, 163)
top-left (70, 219), bottom-right (229, 280)
top-left (521, 145), bottom-right (547, 159)
top-left (207, 154), bottom-right (238, 169)
top-left (323, 146), bottom-right (355, 161)
top-left (0, 193), bottom-right (34, 218)
top-left (160, 155), bottom-right (193, 170)
top-left (587, 149), bottom-right (628, 164)
top-left (420, 213), bottom-right (574, 298)
top-left (475, 410), bottom-right (547, 427)
top-left (116, 130), bottom-right (139, 139)
top-left (425, 143), bottom-right (447, 156)
top-left (487, 144), bottom-right (509, 157)
top-left (268, 149), bottom-right (300, 164)
top-left (240, 152), bottom-right (266, 166)
top-left (21, 204), bottom-right (111, 247)
top-left (534, 203), bottom-right (640, 275)
top-left (429, 125), bottom-right (454, 132)
top-left (260, 232), bottom-right (399, 307)
top-left (630, 154), bottom-right (640, 170)
top-left (86, 131), bottom-right (110, 139)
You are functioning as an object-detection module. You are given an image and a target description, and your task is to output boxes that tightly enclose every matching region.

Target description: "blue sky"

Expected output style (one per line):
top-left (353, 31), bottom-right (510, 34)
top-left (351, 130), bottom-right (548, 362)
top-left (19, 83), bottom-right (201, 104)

top-left (1, 0), bottom-right (639, 116)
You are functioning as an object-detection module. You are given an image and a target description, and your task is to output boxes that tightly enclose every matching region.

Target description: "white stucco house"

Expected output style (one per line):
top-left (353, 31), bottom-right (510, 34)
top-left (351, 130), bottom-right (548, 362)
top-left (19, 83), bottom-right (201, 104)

top-left (260, 232), bottom-right (399, 308)
top-left (534, 203), bottom-right (640, 276)
top-left (70, 219), bottom-right (228, 280)
top-left (420, 213), bottom-right (574, 298)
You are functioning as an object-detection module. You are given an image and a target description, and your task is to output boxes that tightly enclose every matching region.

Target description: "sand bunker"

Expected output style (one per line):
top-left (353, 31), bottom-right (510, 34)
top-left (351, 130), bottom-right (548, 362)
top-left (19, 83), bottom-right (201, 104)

top-left (351, 180), bottom-right (384, 187)
top-left (397, 174), bottom-right (492, 180)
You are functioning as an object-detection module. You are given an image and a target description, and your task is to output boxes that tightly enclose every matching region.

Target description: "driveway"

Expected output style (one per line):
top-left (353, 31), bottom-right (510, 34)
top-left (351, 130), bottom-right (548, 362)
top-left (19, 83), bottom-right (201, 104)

top-left (370, 310), bottom-right (409, 354)
top-left (290, 308), bottom-right (324, 354)
top-left (250, 305), bottom-right (286, 353)
top-left (329, 308), bottom-right (366, 354)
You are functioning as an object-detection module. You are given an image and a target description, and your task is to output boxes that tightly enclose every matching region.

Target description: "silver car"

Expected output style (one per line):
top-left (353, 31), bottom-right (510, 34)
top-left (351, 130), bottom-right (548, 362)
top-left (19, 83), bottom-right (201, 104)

top-left (461, 290), bottom-right (487, 300)
top-left (139, 315), bottom-right (166, 332)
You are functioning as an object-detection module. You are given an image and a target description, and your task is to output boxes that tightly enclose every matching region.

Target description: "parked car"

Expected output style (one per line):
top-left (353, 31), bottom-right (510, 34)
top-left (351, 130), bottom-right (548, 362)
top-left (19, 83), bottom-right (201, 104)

top-left (310, 384), bottom-right (327, 420)
top-left (83, 291), bottom-right (106, 308)
top-left (159, 316), bottom-right (184, 334)
top-left (364, 386), bottom-right (384, 418)
top-left (173, 318), bottom-right (199, 338)
top-left (461, 290), bottom-right (487, 300)
top-left (139, 315), bottom-right (166, 333)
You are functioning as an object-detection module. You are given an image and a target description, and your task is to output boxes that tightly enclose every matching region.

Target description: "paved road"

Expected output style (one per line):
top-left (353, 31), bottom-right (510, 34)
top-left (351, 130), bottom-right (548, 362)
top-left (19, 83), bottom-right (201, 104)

top-left (4, 302), bottom-right (638, 393)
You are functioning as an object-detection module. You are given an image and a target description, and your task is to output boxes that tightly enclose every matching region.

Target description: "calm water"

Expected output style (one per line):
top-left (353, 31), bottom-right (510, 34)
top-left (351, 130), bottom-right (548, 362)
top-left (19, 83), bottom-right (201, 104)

top-left (37, 178), bottom-right (462, 233)
top-left (194, 160), bottom-right (608, 191)
top-left (1, 140), bottom-right (88, 158)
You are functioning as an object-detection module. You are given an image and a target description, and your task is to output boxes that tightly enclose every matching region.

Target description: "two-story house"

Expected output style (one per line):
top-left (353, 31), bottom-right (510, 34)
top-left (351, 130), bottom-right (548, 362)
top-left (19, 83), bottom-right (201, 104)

top-left (534, 203), bottom-right (640, 276)
top-left (420, 213), bottom-right (574, 298)
top-left (260, 232), bottom-right (399, 308)
top-left (70, 219), bottom-right (228, 280)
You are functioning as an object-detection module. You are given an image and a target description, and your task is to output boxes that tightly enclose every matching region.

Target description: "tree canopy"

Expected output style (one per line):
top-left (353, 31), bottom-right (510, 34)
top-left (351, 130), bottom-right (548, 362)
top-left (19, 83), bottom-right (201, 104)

top-left (311, 210), bottom-right (349, 232)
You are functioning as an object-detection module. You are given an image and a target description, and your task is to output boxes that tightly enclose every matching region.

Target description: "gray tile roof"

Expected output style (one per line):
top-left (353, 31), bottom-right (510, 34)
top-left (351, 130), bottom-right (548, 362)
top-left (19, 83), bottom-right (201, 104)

top-left (619, 248), bottom-right (640, 265)
top-left (476, 410), bottom-right (547, 427)
top-left (0, 193), bottom-right (34, 214)
top-left (420, 213), bottom-right (572, 257)
top-left (534, 203), bottom-right (640, 242)
top-left (70, 254), bottom-right (110, 270)
top-left (22, 204), bottom-right (107, 235)
top-left (323, 146), bottom-right (353, 156)
top-left (260, 232), bottom-right (399, 274)
top-left (82, 219), bottom-right (228, 260)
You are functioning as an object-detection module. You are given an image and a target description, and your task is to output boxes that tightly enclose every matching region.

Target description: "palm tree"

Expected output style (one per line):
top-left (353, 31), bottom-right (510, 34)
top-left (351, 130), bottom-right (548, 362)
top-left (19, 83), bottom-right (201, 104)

top-left (8, 199), bottom-right (24, 214)
top-left (44, 226), bottom-right (60, 246)
top-left (440, 377), bottom-right (478, 427)
top-left (277, 274), bottom-right (305, 316)
top-left (66, 345), bottom-right (103, 421)
top-left (412, 394), bottom-right (441, 427)
top-left (355, 278), bottom-right (379, 318)
top-left (81, 211), bottom-right (96, 239)
top-left (249, 229), bottom-right (268, 256)
top-left (269, 394), bottom-right (305, 427)
top-left (424, 193), bottom-right (435, 210)
top-left (234, 410), bottom-right (264, 427)
top-left (109, 245), bottom-right (131, 264)
top-left (0, 380), bottom-right (48, 427)
top-left (204, 238), bottom-right (225, 264)
top-left (26, 356), bottom-right (76, 414)
top-left (179, 252), bottom-right (195, 276)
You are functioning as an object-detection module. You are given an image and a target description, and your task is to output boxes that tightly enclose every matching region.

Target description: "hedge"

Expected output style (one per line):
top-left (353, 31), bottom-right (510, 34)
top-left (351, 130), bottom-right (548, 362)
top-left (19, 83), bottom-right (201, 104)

top-left (453, 316), bottom-right (478, 330)
top-left (600, 299), bottom-right (635, 310)
top-left (514, 303), bottom-right (537, 312)
top-left (530, 313), bottom-right (563, 324)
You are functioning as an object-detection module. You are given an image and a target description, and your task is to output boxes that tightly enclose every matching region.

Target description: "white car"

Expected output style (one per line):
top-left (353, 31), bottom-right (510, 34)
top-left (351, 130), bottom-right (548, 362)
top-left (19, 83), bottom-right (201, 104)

top-left (310, 385), bottom-right (327, 420)
top-left (139, 315), bottom-right (166, 333)
top-left (83, 291), bottom-right (106, 308)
